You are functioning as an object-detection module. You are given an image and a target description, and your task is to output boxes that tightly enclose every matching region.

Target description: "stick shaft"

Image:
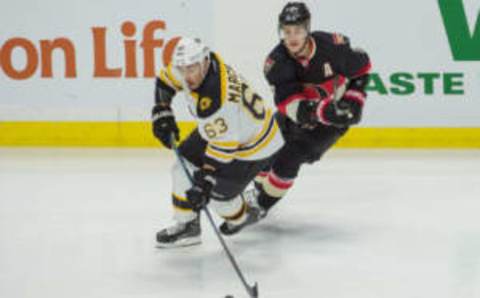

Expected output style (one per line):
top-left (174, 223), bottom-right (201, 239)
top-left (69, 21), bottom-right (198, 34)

top-left (170, 138), bottom-right (258, 297)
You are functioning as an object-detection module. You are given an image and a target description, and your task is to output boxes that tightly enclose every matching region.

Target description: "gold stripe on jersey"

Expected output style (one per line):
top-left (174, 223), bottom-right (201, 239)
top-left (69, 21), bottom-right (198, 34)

top-left (206, 109), bottom-right (279, 160)
top-left (190, 92), bottom-right (200, 104)
top-left (210, 140), bottom-right (240, 149)
top-left (158, 69), bottom-right (177, 90)
top-left (205, 144), bottom-right (235, 163)
top-left (243, 109), bottom-right (273, 148)
top-left (236, 112), bottom-right (279, 158)
top-left (166, 64), bottom-right (183, 90)
top-left (213, 53), bottom-right (228, 107)
top-left (236, 123), bottom-right (279, 158)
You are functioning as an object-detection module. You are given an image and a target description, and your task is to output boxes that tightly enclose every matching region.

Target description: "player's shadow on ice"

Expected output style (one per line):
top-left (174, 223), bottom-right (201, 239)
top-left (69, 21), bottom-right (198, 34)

top-left (218, 218), bottom-right (361, 273)
top-left (243, 216), bottom-right (358, 245)
top-left (155, 217), bottom-right (362, 277)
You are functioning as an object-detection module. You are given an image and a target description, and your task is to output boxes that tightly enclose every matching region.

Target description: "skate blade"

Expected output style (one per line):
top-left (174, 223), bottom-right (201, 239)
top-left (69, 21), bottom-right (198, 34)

top-left (155, 237), bottom-right (202, 249)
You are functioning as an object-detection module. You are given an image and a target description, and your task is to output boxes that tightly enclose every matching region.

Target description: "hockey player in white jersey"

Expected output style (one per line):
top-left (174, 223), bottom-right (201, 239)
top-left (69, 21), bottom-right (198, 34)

top-left (152, 37), bottom-right (284, 247)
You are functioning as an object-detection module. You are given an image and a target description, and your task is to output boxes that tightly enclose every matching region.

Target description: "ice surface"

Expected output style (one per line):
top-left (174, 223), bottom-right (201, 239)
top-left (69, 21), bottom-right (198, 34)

top-left (1, 149), bottom-right (479, 298)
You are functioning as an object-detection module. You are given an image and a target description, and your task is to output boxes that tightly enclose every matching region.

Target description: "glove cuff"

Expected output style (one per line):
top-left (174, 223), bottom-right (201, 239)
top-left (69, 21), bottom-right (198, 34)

top-left (315, 97), bottom-right (333, 125)
top-left (343, 90), bottom-right (366, 107)
top-left (152, 109), bottom-right (174, 122)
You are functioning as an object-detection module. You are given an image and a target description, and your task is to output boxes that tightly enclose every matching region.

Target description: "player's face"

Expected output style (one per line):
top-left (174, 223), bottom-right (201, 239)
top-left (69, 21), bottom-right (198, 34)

top-left (176, 59), bottom-right (208, 90)
top-left (281, 24), bottom-right (308, 54)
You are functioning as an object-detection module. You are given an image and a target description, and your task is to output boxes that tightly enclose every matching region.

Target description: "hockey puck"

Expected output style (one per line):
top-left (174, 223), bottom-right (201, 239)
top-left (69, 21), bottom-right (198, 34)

top-left (225, 295), bottom-right (234, 298)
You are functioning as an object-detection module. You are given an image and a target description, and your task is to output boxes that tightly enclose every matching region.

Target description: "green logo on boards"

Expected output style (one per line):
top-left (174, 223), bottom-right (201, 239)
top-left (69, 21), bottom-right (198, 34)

top-left (438, 0), bottom-right (480, 61)
top-left (365, 72), bottom-right (464, 96)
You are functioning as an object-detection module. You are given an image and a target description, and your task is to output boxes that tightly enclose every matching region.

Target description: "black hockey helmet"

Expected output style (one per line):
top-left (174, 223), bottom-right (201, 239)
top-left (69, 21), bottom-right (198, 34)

top-left (278, 2), bottom-right (311, 29)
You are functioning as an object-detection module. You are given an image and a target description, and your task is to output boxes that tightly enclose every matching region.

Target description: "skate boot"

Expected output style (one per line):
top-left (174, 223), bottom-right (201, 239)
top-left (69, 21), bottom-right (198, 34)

top-left (156, 217), bottom-right (201, 248)
top-left (243, 188), bottom-right (267, 220)
top-left (219, 204), bottom-right (263, 236)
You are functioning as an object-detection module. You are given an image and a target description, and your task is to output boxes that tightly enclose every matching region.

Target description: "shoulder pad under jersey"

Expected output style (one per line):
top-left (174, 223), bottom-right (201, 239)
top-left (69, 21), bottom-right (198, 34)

top-left (311, 31), bottom-right (351, 48)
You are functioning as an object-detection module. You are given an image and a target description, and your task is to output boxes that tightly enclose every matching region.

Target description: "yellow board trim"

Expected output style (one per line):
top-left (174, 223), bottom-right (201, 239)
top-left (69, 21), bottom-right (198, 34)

top-left (1, 122), bottom-right (480, 148)
top-left (0, 121), bottom-right (196, 147)
top-left (334, 127), bottom-right (480, 148)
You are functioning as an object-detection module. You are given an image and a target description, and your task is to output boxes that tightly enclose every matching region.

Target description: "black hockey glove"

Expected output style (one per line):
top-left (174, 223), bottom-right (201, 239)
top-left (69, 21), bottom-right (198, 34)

top-left (336, 96), bottom-right (363, 124)
top-left (316, 91), bottom-right (365, 127)
top-left (186, 169), bottom-right (216, 212)
top-left (297, 100), bottom-right (319, 127)
top-left (325, 74), bottom-right (369, 126)
top-left (320, 99), bottom-right (356, 127)
top-left (296, 98), bottom-right (355, 128)
top-left (152, 104), bottom-right (179, 149)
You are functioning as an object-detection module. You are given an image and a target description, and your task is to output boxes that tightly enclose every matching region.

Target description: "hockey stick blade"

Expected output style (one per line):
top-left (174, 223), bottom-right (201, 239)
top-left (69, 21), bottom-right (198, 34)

top-left (250, 282), bottom-right (259, 298)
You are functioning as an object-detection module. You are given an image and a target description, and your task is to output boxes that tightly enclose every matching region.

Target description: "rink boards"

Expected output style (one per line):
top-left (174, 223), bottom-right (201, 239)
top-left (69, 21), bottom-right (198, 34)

top-left (1, 0), bottom-right (479, 147)
top-left (1, 122), bottom-right (480, 148)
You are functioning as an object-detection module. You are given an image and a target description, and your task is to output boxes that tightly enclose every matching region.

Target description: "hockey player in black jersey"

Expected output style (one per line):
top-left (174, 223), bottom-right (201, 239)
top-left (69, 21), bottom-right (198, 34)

top-left (248, 2), bottom-right (372, 217)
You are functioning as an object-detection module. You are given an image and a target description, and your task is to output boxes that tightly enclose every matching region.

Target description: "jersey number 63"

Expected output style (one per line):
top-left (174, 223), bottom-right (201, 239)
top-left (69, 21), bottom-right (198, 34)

top-left (204, 117), bottom-right (228, 138)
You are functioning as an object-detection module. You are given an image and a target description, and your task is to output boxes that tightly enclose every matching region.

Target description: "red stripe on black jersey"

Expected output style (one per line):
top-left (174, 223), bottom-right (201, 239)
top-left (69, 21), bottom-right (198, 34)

top-left (277, 93), bottom-right (305, 115)
top-left (351, 62), bottom-right (372, 78)
top-left (310, 75), bottom-right (347, 97)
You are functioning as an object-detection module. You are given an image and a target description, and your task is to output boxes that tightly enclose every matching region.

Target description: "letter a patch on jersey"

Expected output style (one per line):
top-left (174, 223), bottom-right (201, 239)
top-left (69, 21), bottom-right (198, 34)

top-left (324, 63), bottom-right (334, 77)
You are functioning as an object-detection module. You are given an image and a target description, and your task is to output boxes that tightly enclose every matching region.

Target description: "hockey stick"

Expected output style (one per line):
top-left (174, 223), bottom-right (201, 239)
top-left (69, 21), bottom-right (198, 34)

top-left (332, 75), bottom-right (353, 120)
top-left (170, 135), bottom-right (259, 298)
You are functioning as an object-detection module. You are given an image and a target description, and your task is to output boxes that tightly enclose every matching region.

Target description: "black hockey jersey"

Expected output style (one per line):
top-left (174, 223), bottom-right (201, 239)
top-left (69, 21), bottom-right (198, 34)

top-left (264, 31), bottom-right (371, 119)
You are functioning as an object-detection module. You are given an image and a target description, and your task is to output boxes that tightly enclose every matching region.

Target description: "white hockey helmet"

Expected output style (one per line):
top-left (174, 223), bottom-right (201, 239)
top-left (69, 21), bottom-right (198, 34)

top-left (171, 37), bottom-right (210, 68)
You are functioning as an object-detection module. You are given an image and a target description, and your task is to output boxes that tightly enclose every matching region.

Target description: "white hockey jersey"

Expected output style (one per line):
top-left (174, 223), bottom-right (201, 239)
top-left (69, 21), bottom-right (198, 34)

top-left (158, 52), bottom-right (284, 166)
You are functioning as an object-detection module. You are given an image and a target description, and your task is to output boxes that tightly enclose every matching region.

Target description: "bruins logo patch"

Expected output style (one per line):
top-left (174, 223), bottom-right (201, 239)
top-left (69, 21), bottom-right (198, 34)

top-left (199, 97), bottom-right (213, 111)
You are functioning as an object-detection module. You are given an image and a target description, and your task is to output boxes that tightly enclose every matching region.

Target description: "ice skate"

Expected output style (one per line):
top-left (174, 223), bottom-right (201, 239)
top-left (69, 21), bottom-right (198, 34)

top-left (243, 188), bottom-right (268, 220)
top-left (156, 217), bottom-right (201, 248)
top-left (219, 203), bottom-right (263, 236)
